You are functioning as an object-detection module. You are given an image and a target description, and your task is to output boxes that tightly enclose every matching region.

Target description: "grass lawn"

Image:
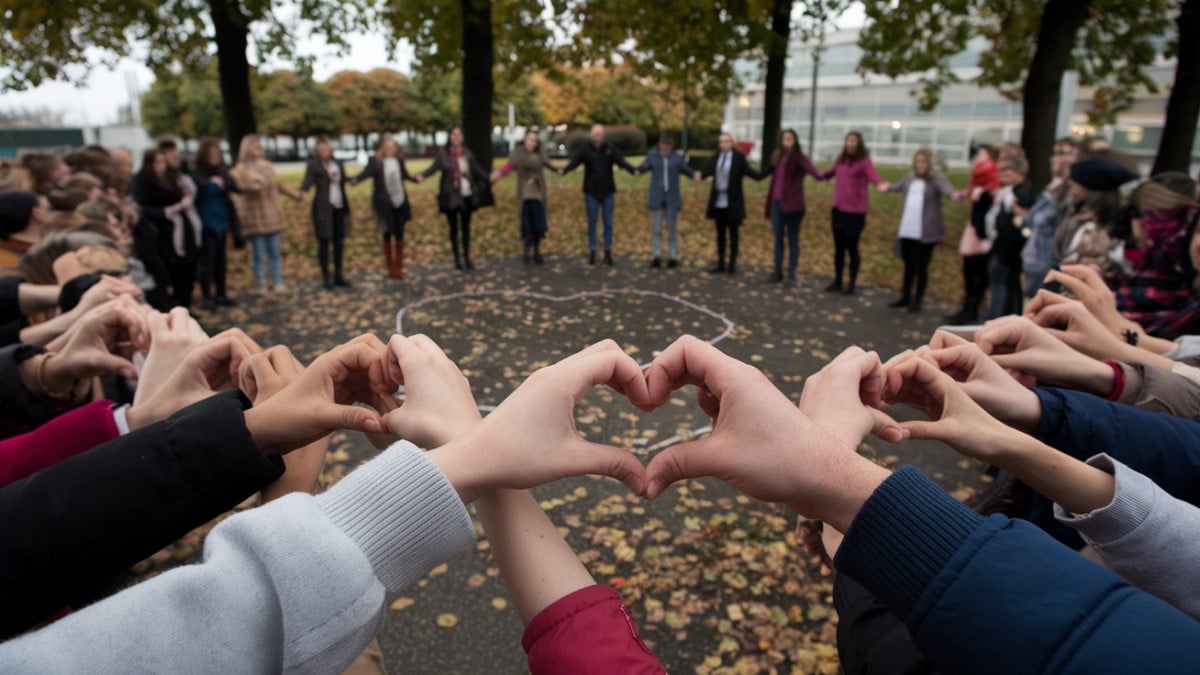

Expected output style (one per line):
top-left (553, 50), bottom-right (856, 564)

top-left (246, 160), bottom-right (971, 301)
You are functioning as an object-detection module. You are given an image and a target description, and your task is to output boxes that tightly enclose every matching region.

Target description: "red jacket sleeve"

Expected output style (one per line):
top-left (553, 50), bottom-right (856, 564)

top-left (0, 399), bottom-right (118, 488)
top-left (522, 584), bottom-right (664, 675)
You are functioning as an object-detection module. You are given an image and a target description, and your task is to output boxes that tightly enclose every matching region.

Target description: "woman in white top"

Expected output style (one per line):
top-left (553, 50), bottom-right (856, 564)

top-left (416, 126), bottom-right (489, 272)
top-left (351, 134), bottom-right (416, 279)
top-left (884, 148), bottom-right (956, 313)
top-left (300, 137), bottom-right (351, 290)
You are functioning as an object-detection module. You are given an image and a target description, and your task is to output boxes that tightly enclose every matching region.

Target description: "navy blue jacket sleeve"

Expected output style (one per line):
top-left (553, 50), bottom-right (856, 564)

top-left (0, 390), bottom-right (283, 639)
top-left (835, 466), bottom-right (1200, 674)
top-left (1034, 387), bottom-right (1200, 504)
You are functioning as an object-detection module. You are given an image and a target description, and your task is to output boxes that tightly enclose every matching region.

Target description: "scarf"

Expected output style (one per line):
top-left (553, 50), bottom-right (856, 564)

top-left (450, 146), bottom-right (464, 192)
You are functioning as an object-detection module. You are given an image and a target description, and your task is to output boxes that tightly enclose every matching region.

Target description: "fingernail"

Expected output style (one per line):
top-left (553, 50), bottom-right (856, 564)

top-left (363, 418), bottom-right (382, 434)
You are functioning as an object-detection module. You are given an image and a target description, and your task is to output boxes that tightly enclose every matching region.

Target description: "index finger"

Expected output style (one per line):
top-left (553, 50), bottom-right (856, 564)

top-left (1044, 269), bottom-right (1091, 299)
top-left (645, 335), bottom-right (746, 406)
top-left (929, 329), bottom-right (969, 350)
top-left (1025, 288), bottom-right (1071, 317)
top-left (565, 348), bottom-right (652, 408)
top-left (1059, 264), bottom-right (1108, 292)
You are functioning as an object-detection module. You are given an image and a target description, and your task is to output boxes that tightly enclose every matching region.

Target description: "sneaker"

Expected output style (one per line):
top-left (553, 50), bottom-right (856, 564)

top-left (523, 254), bottom-right (531, 264)
top-left (650, 257), bottom-right (661, 268)
top-left (842, 285), bottom-right (856, 295)
top-left (667, 259), bottom-right (678, 269)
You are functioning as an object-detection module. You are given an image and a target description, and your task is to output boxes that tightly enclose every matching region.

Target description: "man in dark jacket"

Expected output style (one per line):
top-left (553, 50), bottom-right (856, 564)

top-left (560, 124), bottom-right (638, 265)
top-left (699, 133), bottom-right (765, 275)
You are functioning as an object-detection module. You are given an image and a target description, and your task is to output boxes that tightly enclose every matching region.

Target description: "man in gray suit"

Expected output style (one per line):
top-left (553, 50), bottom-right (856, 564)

top-left (636, 136), bottom-right (693, 269)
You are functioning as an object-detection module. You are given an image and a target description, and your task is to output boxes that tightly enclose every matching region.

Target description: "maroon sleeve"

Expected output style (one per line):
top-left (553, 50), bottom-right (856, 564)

top-left (0, 399), bottom-right (118, 488)
top-left (522, 584), bottom-right (664, 675)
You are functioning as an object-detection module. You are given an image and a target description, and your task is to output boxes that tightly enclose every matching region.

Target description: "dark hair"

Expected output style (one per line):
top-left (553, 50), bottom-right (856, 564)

top-left (658, 135), bottom-right (675, 146)
top-left (771, 129), bottom-right (803, 168)
top-left (155, 136), bottom-right (179, 152)
top-left (838, 131), bottom-right (869, 164)
top-left (195, 138), bottom-right (225, 177)
top-left (972, 144), bottom-right (995, 161)
top-left (19, 152), bottom-right (65, 195)
top-left (445, 125), bottom-right (464, 149)
top-left (138, 149), bottom-right (172, 190)
top-left (1077, 191), bottom-right (1120, 229)
top-left (522, 130), bottom-right (542, 153)
top-left (1054, 137), bottom-right (1078, 150)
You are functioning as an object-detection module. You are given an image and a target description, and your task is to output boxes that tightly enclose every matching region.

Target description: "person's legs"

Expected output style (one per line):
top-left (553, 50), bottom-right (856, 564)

top-left (834, 574), bottom-right (934, 675)
top-left (986, 253), bottom-right (1008, 320)
top-left (666, 207), bottom-right (679, 263)
top-left (649, 209), bottom-right (664, 263)
top-left (198, 229), bottom-right (216, 301)
top-left (530, 200), bottom-right (547, 263)
top-left (601, 194), bottom-right (614, 255)
top-left (333, 210), bottom-right (348, 285)
top-left (831, 224), bottom-right (846, 290)
top-left (966, 253), bottom-right (989, 317)
top-left (461, 208), bottom-right (473, 270)
top-left (214, 229), bottom-right (228, 300)
top-left (446, 210), bottom-right (462, 269)
top-left (267, 232), bottom-right (284, 288)
top-left (728, 221), bottom-right (741, 274)
top-left (317, 237), bottom-right (331, 287)
top-left (770, 200), bottom-right (784, 280)
top-left (911, 242), bottom-right (934, 312)
top-left (520, 200), bottom-right (535, 260)
top-left (1004, 253), bottom-right (1024, 315)
top-left (712, 215), bottom-right (728, 271)
top-left (892, 238), bottom-right (915, 306)
top-left (786, 211), bottom-right (803, 279)
top-left (248, 234), bottom-right (267, 289)
top-left (584, 194), bottom-right (599, 257)
top-left (845, 223), bottom-right (863, 293)
top-left (169, 260), bottom-right (196, 309)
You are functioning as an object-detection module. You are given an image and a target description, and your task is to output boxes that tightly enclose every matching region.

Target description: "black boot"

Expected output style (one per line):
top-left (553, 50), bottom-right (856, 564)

top-left (604, 249), bottom-right (613, 266)
top-left (322, 271), bottom-right (334, 290)
top-left (533, 242), bottom-right (543, 265)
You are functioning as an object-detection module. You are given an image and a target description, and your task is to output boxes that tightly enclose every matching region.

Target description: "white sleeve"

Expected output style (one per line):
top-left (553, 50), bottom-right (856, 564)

top-left (0, 441), bottom-right (474, 674)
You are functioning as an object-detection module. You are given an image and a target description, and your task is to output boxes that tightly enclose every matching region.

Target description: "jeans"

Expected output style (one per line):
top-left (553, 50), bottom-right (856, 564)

top-left (198, 228), bottom-right (228, 299)
top-left (248, 232), bottom-right (283, 289)
top-left (584, 193), bottom-right (615, 251)
top-left (987, 250), bottom-right (1024, 319)
top-left (520, 200), bottom-right (547, 247)
top-left (317, 208), bottom-right (348, 279)
top-left (770, 200), bottom-right (804, 274)
top-left (649, 208), bottom-right (679, 259)
top-left (899, 238), bottom-right (935, 304)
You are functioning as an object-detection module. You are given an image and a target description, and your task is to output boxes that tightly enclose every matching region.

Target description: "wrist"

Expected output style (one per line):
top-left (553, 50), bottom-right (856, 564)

top-left (39, 353), bottom-right (79, 400)
top-left (997, 388), bottom-right (1042, 435)
top-left (1076, 358), bottom-right (1118, 397)
top-left (790, 454), bottom-right (890, 533)
top-left (425, 436), bottom-right (482, 504)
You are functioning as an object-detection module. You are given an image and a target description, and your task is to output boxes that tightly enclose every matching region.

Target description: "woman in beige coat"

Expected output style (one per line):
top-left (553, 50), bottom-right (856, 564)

top-left (491, 130), bottom-right (559, 264)
top-left (231, 135), bottom-right (301, 292)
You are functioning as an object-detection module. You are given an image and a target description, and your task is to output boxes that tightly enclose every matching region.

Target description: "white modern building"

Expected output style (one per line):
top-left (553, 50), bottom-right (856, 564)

top-left (725, 28), bottom-right (1191, 171)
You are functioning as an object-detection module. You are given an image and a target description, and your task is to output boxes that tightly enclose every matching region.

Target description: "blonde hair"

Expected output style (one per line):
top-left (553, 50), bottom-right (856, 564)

top-left (237, 134), bottom-right (262, 166)
top-left (912, 148), bottom-right (934, 178)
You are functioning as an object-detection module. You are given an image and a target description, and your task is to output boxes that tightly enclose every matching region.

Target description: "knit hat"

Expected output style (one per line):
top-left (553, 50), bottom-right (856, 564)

top-left (1069, 158), bottom-right (1136, 192)
top-left (0, 190), bottom-right (39, 239)
top-left (1135, 172), bottom-right (1196, 213)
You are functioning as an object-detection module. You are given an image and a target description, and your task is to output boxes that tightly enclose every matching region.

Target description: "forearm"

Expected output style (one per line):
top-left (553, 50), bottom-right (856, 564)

top-left (17, 284), bottom-right (60, 315)
top-left (989, 432), bottom-right (1116, 515)
top-left (259, 434), bottom-right (330, 502)
top-left (476, 489), bottom-right (596, 624)
top-left (17, 310), bottom-right (77, 347)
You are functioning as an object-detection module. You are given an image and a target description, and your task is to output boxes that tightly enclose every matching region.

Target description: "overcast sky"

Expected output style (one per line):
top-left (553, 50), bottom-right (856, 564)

top-left (0, 5), bottom-right (864, 128)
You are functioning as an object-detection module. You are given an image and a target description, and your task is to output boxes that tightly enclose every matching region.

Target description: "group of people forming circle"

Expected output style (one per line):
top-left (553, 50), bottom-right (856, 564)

top-left (199, 123), bottom-right (966, 308)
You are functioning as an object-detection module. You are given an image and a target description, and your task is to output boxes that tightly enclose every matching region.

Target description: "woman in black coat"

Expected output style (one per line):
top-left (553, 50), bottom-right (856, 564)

top-left (698, 133), bottom-right (766, 275)
top-left (130, 148), bottom-right (197, 308)
top-left (350, 134), bottom-right (416, 279)
top-left (417, 126), bottom-right (490, 271)
top-left (191, 137), bottom-right (243, 310)
top-left (299, 137), bottom-right (351, 289)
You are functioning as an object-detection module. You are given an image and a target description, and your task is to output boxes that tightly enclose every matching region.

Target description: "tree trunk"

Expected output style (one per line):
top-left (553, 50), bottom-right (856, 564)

top-left (461, 0), bottom-right (495, 168)
top-left (760, 0), bottom-right (792, 167)
top-left (208, 0), bottom-right (257, 158)
top-left (1021, 0), bottom-right (1092, 193)
top-left (1153, 0), bottom-right (1200, 175)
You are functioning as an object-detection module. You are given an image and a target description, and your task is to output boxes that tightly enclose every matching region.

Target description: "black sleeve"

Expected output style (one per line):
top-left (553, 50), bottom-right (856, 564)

top-left (0, 390), bottom-right (284, 639)
top-left (0, 343), bottom-right (72, 437)
top-left (0, 276), bottom-right (21, 326)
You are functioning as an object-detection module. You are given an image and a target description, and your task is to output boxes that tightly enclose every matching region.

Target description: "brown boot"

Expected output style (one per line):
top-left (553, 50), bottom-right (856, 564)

top-left (394, 239), bottom-right (406, 279)
top-left (382, 238), bottom-right (396, 278)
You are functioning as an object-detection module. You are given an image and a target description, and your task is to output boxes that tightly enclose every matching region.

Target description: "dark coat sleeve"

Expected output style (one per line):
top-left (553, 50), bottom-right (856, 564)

top-left (0, 344), bottom-right (76, 437)
top-left (0, 390), bottom-right (284, 639)
top-left (835, 466), bottom-right (1200, 675)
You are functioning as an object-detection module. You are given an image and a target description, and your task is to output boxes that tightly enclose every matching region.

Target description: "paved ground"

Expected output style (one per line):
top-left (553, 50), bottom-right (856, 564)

top-left (203, 253), bottom-right (987, 674)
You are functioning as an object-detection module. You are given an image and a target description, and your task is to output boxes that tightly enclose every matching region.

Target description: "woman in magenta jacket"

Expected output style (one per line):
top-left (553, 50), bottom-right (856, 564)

top-left (764, 129), bottom-right (823, 284)
top-left (821, 131), bottom-right (887, 294)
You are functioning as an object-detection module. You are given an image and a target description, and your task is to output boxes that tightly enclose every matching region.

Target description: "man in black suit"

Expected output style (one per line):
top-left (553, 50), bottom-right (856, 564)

top-left (697, 133), bottom-right (766, 274)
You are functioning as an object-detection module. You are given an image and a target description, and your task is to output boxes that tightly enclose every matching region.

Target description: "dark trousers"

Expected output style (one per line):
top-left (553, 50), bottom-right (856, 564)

top-left (770, 201), bottom-right (804, 274)
top-left (713, 209), bottom-right (741, 268)
top-left (899, 238), bottom-right (935, 303)
top-left (446, 207), bottom-right (472, 262)
top-left (198, 229), bottom-right (228, 300)
top-left (168, 259), bottom-right (196, 309)
top-left (962, 253), bottom-right (990, 316)
top-left (520, 200), bottom-right (547, 247)
top-left (987, 249), bottom-right (1025, 319)
top-left (317, 208), bottom-right (348, 279)
top-left (832, 208), bottom-right (866, 286)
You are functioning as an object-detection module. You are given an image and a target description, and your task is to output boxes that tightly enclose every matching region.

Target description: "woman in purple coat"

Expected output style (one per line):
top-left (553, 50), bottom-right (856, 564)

top-left (821, 131), bottom-right (888, 294)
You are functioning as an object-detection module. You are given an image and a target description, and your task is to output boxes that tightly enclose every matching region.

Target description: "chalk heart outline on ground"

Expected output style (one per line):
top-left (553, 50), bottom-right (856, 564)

top-left (394, 287), bottom-right (736, 453)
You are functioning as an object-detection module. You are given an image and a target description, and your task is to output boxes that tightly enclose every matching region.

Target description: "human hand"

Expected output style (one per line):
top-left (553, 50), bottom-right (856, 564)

top-left (242, 335), bottom-right (394, 455)
top-left (975, 316), bottom-right (1114, 395)
top-left (415, 174), bottom-right (425, 184)
top-left (125, 331), bottom-right (259, 430)
top-left (38, 297), bottom-right (150, 394)
top-left (210, 176), bottom-right (224, 189)
top-left (641, 336), bottom-right (890, 532)
top-left (70, 275), bottom-right (143, 316)
top-left (798, 346), bottom-right (905, 448)
top-left (135, 307), bottom-right (210, 405)
top-left (893, 336), bottom-right (1043, 434)
top-left (879, 181), bottom-right (891, 192)
top-left (883, 355), bottom-right (1032, 462)
top-left (1041, 265), bottom-right (1132, 338)
top-left (427, 340), bottom-right (650, 503)
top-left (373, 334), bottom-right (481, 449)
top-left (693, 171), bottom-right (701, 182)
top-left (1027, 294), bottom-right (1132, 361)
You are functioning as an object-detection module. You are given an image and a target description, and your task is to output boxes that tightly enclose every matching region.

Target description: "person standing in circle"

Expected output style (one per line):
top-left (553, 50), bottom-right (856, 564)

top-left (416, 126), bottom-right (489, 272)
top-left (351, 134), bottom-right (415, 279)
top-left (635, 135), bottom-right (692, 269)
top-left (231, 135), bottom-right (301, 294)
top-left (558, 124), bottom-right (638, 266)
top-left (491, 129), bottom-right (559, 265)
top-left (884, 148), bottom-right (955, 314)
top-left (696, 133), bottom-right (765, 275)
top-left (191, 137), bottom-right (243, 311)
top-left (763, 129), bottom-right (822, 284)
top-left (820, 131), bottom-right (888, 294)
top-left (299, 137), bottom-right (351, 290)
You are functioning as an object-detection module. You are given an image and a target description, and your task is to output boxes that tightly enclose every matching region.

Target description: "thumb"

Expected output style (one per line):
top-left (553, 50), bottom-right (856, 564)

top-left (333, 403), bottom-right (383, 435)
top-left (644, 436), bottom-right (723, 500)
top-left (89, 352), bottom-right (139, 380)
top-left (897, 419), bottom-right (942, 442)
top-left (869, 407), bottom-right (905, 444)
top-left (563, 438), bottom-right (647, 496)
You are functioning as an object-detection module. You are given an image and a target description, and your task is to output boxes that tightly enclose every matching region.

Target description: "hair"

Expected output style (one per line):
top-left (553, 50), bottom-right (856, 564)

top-left (64, 147), bottom-right (117, 191)
top-left (0, 161), bottom-right (34, 192)
top-left (838, 131), bottom-right (869, 164)
top-left (194, 138), bottom-right (224, 177)
top-left (375, 133), bottom-right (401, 160)
top-left (445, 125), bottom-right (464, 150)
top-left (77, 196), bottom-right (123, 228)
top-left (521, 130), bottom-right (542, 153)
top-left (155, 135), bottom-right (180, 153)
top-left (138, 149), bottom-right (173, 191)
top-left (771, 128), bottom-right (803, 168)
top-left (997, 142), bottom-right (1025, 161)
top-left (658, 135), bottom-right (675, 146)
top-left (1054, 137), bottom-right (1079, 150)
top-left (999, 156), bottom-right (1029, 176)
top-left (62, 172), bottom-right (102, 194)
top-left (1077, 191), bottom-right (1120, 229)
top-left (19, 152), bottom-right (65, 195)
top-left (46, 189), bottom-right (91, 212)
top-left (912, 148), bottom-right (934, 178)
top-left (18, 230), bottom-right (120, 284)
top-left (313, 136), bottom-right (333, 158)
top-left (237, 135), bottom-right (261, 166)
top-left (972, 144), bottom-right (995, 162)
